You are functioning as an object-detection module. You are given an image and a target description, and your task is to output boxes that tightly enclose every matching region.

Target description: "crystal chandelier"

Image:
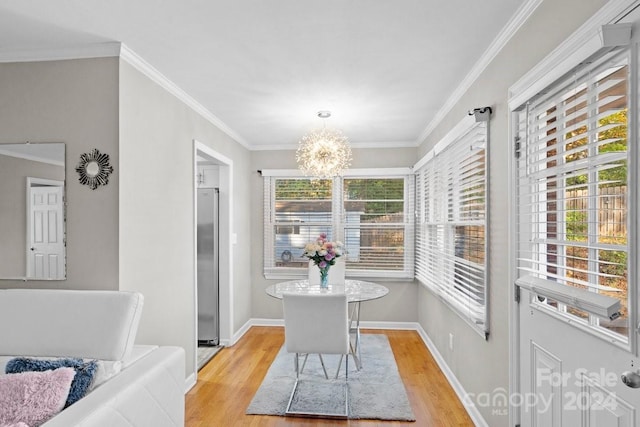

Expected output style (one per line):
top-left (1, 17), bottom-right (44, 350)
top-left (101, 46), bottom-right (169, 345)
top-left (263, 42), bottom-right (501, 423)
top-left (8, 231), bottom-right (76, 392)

top-left (296, 111), bottom-right (352, 178)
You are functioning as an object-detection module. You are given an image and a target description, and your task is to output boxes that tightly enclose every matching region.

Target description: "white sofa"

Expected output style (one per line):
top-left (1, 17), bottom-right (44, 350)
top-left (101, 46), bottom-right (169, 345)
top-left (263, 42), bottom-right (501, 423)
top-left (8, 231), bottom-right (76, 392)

top-left (0, 289), bottom-right (185, 427)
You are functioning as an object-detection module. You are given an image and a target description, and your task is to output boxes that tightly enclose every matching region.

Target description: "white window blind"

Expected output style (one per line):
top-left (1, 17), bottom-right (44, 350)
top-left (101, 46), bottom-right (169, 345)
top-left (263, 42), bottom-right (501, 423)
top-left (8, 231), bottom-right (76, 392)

top-left (515, 49), bottom-right (630, 341)
top-left (263, 177), bottom-right (334, 278)
top-left (263, 170), bottom-right (414, 280)
top-left (415, 116), bottom-right (488, 336)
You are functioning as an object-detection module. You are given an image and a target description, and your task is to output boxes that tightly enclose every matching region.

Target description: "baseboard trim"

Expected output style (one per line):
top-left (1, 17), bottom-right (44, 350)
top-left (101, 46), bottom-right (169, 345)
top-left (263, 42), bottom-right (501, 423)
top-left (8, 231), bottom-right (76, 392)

top-left (185, 372), bottom-right (196, 394)
top-left (247, 318), bottom-right (422, 330)
top-left (247, 318), bottom-right (284, 328)
top-left (414, 325), bottom-right (488, 427)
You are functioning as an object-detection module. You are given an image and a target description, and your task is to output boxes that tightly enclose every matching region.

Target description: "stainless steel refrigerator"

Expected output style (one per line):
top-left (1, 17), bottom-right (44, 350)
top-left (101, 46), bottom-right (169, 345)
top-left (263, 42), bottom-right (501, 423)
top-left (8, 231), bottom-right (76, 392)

top-left (197, 187), bottom-right (219, 346)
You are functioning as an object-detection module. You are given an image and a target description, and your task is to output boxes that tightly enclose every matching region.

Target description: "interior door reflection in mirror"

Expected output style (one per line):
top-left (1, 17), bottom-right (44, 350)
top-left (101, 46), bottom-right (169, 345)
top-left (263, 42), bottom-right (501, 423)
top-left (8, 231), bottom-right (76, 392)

top-left (0, 143), bottom-right (66, 280)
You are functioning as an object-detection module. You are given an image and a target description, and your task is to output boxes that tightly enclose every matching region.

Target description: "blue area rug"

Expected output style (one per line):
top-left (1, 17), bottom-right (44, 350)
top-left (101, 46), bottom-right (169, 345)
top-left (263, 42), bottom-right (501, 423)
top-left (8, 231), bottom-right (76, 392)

top-left (246, 334), bottom-right (415, 421)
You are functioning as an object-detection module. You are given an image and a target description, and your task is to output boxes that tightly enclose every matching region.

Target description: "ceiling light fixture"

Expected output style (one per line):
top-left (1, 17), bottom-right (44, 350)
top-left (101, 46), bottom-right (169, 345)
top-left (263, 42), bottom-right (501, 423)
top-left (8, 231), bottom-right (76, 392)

top-left (296, 111), bottom-right (352, 178)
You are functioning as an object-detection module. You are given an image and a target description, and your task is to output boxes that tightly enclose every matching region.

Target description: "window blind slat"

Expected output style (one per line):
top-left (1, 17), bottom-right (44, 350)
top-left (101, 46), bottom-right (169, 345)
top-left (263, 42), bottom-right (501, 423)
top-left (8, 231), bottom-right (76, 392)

top-left (264, 174), bottom-right (414, 279)
top-left (415, 118), bottom-right (488, 335)
top-left (515, 49), bottom-right (630, 339)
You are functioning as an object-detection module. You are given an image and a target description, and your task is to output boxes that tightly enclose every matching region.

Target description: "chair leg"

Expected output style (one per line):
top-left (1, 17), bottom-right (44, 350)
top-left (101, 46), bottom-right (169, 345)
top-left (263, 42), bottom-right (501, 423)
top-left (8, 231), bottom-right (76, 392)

top-left (336, 344), bottom-right (358, 379)
top-left (297, 353), bottom-right (329, 380)
top-left (346, 351), bottom-right (349, 380)
top-left (300, 353), bottom-right (309, 373)
top-left (318, 354), bottom-right (329, 379)
top-left (286, 351), bottom-right (349, 418)
top-left (335, 355), bottom-right (344, 379)
top-left (335, 350), bottom-right (350, 417)
top-left (345, 353), bottom-right (349, 416)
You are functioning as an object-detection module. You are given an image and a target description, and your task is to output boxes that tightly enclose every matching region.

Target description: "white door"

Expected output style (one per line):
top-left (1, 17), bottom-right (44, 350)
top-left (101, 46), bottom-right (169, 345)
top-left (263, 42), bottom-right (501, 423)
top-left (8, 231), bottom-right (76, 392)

top-left (514, 19), bottom-right (640, 425)
top-left (27, 182), bottom-right (64, 279)
top-left (518, 293), bottom-right (638, 426)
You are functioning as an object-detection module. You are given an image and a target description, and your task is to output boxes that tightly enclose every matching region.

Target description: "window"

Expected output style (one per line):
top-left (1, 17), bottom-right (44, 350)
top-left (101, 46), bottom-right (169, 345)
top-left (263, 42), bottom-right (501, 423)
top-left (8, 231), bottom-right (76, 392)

top-left (515, 49), bottom-right (630, 341)
top-left (415, 115), bottom-right (489, 336)
top-left (263, 169), bottom-right (414, 279)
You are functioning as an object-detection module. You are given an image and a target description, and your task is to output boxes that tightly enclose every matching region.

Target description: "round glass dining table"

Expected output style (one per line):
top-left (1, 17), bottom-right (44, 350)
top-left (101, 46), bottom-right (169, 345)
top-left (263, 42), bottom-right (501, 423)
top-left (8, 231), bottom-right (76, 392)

top-left (265, 279), bottom-right (389, 302)
top-left (266, 279), bottom-right (389, 370)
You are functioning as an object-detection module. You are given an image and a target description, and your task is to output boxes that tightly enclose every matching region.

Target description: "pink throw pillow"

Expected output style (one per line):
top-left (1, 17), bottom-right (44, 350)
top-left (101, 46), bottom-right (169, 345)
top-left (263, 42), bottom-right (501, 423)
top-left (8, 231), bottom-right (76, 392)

top-left (0, 367), bottom-right (75, 427)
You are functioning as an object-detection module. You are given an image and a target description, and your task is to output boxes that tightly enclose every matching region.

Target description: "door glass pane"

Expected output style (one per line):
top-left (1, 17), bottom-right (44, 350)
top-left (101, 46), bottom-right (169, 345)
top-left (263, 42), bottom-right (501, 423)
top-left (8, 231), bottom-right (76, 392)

top-left (521, 57), bottom-right (629, 339)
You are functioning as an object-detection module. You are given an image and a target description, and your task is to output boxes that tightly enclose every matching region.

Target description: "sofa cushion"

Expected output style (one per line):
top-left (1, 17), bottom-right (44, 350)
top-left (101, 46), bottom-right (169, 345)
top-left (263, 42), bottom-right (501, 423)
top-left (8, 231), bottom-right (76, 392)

top-left (6, 358), bottom-right (98, 407)
top-left (0, 289), bottom-right (144, 361)
top-left (0, 367), bottom-right (75, 427)
top-left (0, 356), bottom-right (121, 392)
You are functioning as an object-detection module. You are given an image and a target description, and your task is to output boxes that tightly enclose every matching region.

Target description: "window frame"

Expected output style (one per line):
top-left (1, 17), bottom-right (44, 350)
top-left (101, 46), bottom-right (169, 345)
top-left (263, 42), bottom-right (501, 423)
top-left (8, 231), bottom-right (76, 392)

top-left (513, 48), bottom-right (634, 347)
top-left (414, 114), bottom-right (490, 337)
top-left (262, 168), bottom-right (415, 280)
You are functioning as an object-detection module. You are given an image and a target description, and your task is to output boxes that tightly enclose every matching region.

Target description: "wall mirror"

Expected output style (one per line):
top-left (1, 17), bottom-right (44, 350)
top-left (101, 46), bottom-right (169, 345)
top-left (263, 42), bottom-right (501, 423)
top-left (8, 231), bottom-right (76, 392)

top-left (0, 143), bottom-right (66, 280)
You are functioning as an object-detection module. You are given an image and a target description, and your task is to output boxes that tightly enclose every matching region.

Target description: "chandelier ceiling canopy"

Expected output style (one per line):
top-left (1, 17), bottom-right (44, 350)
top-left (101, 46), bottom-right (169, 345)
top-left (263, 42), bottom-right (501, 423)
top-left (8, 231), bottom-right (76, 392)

top-left (296, 111), bottom-right (352, 179)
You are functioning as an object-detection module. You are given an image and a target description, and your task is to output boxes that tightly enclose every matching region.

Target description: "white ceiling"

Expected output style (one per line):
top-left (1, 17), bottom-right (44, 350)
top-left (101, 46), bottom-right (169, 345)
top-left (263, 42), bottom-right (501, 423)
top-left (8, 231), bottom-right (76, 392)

top-left (0, 142), bottom-right (65, 166)
top-left (0, 1), bottom-right (529, 150)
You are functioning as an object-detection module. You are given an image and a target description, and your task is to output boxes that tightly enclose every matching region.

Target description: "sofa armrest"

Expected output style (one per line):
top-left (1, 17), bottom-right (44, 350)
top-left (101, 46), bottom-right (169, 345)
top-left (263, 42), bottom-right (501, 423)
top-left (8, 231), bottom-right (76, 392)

top-left (42, 346), bottom-right (185, 427)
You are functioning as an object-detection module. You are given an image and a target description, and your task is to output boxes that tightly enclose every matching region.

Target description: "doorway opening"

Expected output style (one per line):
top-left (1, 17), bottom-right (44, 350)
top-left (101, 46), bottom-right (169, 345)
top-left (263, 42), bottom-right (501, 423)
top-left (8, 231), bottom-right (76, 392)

top-left (193, 141), bottom-right (233, 375)
top-left (26, 177), bottom-right (65, 279)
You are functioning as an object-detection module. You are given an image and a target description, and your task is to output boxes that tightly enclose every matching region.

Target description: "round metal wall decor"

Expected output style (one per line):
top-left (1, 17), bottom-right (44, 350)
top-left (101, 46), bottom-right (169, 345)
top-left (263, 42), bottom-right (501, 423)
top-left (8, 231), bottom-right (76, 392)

top-left (76, 148), bottom-right (114, 190)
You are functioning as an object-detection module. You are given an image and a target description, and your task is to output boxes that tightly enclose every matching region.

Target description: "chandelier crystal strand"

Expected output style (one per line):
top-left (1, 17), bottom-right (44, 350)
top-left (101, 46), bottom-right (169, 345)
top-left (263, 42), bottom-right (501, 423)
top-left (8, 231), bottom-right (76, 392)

top-left (296, 126), bottom-right (352, 178)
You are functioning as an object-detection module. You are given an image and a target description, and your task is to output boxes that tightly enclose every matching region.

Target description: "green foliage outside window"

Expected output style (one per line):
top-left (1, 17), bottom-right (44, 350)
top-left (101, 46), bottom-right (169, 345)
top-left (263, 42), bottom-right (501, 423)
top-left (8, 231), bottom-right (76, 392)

top-left (565, 109), bottom-right (627, 187)
top-left (344, 178), bottom-right (404, 219)
top-left (566, 211), bottom-right (587, 241)
top-left (275, 179), bottom-right (331, 200)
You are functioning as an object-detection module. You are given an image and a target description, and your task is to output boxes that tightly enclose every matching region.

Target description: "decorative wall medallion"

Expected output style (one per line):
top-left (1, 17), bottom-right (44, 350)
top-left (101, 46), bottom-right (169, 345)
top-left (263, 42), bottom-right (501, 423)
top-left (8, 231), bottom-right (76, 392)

top-left (76, 148), bottom-right (114, 190)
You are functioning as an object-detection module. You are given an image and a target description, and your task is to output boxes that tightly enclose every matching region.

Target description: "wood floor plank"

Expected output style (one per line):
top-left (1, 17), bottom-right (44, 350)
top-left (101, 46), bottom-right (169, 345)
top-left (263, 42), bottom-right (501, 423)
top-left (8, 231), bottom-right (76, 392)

top-left (185, 327), bottom-right (474, 426)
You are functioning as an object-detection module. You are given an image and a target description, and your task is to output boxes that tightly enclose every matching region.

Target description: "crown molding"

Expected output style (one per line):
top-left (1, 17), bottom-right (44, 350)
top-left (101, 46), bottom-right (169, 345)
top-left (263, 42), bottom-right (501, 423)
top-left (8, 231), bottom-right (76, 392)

top-left (508, 0), bottom-right (640, 110)
top-left (416, 0), bottom-right (543, 144)
top-left (414, 113), bottom-right (478, 171)
top-left (350, 140), bottom-right (419, 149)
top-left (0, 37), bottom-right (416, 152)
top-left (118, 44), bottom-right (251, 150)
top-left (0, 41), bottom-right (252, 149)
top-left (252, 139), bottom-right (418, 151)
top-left (0, 42), bottom-right (121, 63)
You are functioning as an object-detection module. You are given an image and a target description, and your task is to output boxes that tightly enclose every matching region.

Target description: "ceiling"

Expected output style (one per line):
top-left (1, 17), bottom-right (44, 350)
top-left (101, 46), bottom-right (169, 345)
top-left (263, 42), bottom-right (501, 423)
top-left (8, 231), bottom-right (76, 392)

top-left (0, 142), bottom-right (65, 166)
top-left (0, 1), bottom-right (528, 150)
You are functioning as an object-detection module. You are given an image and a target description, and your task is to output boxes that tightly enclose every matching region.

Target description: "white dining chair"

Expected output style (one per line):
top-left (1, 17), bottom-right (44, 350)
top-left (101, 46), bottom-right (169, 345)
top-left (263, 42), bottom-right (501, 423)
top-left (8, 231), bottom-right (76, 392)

top-left (282, 292), bottom-right (350, 418)
top-left (308, 258), bottom-right (346, 285)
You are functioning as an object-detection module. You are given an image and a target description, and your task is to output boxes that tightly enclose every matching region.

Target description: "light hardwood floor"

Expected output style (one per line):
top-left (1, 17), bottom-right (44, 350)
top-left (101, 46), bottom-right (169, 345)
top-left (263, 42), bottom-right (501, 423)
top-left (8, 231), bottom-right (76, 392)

top-left (186, 327), bottom-right (474, 426)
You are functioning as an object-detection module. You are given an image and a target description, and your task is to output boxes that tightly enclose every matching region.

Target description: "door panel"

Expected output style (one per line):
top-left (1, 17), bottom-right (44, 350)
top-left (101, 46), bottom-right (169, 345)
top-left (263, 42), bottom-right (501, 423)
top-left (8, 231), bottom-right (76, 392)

top-left (583, 376), bottom-right (634, 427)
top-left (28, 185), bottom-right (64, 279)
top-left (529, 341), bottom-right (562, 427)
top-left (519, 290), bottom-right (640, 426)
top-left (515, 8), bottom-right (640, 425)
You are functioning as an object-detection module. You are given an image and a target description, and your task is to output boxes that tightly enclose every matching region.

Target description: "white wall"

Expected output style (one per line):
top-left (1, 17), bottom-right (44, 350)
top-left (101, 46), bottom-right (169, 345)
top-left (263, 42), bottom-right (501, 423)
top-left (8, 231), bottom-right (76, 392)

top-left (0, 58), bottom-right (120, 290)
top-left (0, 56), bottom-right (253, 381)
top-left (118, 59), bottom-right (253, 378)
top-left (415, 1), bottom-right (607, 425)
top-left (250, 147), bottom-right (420, 322)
